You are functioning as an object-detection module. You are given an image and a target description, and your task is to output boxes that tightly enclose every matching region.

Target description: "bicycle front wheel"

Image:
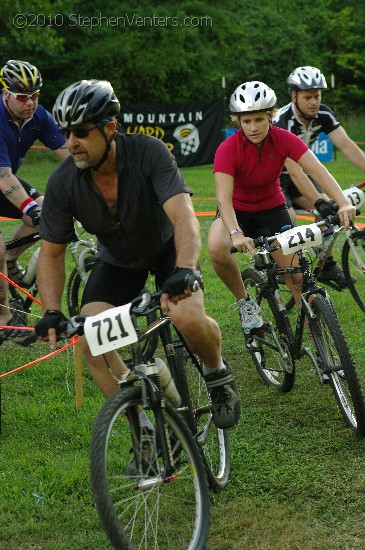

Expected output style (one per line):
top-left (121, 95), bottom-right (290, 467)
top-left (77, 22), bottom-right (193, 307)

top-left (171, 346), bottom-right (230, 491)
top-left (309, 295), bottom-right (365, 436)
top-left (67, 255), bottom-right (158, 362)
top-left (342, 229), bottom-right (365, 313)
top-left (241, 268), bottom-right (295, 392)
top-left (90, 386), bottom-right (210, 550)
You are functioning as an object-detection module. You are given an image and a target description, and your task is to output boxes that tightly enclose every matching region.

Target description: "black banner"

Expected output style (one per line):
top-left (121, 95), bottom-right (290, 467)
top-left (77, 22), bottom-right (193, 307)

top-left (119, 99), bottom-right (224, 167)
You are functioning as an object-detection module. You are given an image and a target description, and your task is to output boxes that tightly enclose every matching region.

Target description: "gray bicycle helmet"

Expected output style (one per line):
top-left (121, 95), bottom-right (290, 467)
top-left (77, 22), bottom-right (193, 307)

top-left (52, 79), bottom-right (120, 128)
top-left (288, 66), bottom-right (327, 91)
top-left (229, 81), bottom-right (276, 113)
top-left (0, 59), bottom-right (42, 92)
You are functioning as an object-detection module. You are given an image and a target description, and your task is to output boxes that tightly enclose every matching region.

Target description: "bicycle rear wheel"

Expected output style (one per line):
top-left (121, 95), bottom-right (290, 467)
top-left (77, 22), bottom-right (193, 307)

top-left (342, 229), bottom-right (365, 313)
top-left (67, 255), bottom-right (158, 362)
top-left (90, 386), bottom-right (210, 550)
top-left (241, 268), bottom-right (295, 392)
top-left (170, 344), bottom-right (230, 491)
top-left (308, 295), bottom-right (365, 436)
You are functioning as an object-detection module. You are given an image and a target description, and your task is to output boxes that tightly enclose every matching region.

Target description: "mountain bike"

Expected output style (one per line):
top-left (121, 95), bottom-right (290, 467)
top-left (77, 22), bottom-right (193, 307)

top-left (60, 288), bottom-right (219, 549)
top-left (234, 214), bottom-right (365, 437)
top-left (282, 181), bottom-right (365, 312)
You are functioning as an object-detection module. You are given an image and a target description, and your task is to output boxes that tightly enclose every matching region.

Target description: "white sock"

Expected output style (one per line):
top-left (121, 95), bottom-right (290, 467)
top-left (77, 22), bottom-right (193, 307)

top-left (203, 357), bottom-right (225, 376)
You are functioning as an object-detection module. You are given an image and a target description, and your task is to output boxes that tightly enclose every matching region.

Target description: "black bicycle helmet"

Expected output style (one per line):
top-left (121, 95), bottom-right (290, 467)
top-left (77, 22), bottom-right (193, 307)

top-left (288, 66), bottom-right (327, 91)
top-left (0, 60), bottom-right (42, 92)
top-left (52, 79), bottom-right (120, 128)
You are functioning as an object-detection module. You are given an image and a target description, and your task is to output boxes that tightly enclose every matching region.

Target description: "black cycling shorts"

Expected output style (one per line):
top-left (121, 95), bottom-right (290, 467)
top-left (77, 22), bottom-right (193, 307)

top-left (0, 177), bottom-right (42, 219)
top-left (280, 174), bottom-right (323, 209)
top-left (215, 203), bottom-right (293, 238)
top-left (82, 241), bottom-right (180, 308)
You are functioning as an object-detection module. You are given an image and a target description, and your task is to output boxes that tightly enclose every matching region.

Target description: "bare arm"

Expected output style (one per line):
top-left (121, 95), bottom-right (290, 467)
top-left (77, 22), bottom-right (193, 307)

top-left (284, 158), bottom-right (325, 203)
top-left (163, 192), bottom-right (201, 268)
top-left (0, 167), bottom-right (34, 208)
top-left (54, 147), bottom-right (69, 161)
top-left (37, 240), bottom-right (67, 348)
top-left (160, 193), bottom-right (201, 312)
top-left (215, 171), bottom-right (256, 254)
top-left (297, 149), bottom-right (355, 228)
top-left (328, 126), bottom-right (365, 173)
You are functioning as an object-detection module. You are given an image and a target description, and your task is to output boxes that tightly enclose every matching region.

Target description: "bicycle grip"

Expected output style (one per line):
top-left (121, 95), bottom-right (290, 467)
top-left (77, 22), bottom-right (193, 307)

top-left (185, 273), bottom-right (202, 292)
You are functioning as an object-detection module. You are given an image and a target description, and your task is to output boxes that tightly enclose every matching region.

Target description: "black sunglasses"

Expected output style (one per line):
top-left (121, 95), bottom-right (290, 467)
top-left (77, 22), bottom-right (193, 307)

top-left (60, 126), bottom-right (99, 139)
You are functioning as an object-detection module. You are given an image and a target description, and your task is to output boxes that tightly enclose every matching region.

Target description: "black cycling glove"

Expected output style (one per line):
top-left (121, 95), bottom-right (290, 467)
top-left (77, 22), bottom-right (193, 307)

top-left (27, 206), bottom-right (42, 227)
top-left (314, 199), bottom-right (338, 219)
top-left (35, 309), bottom-right (68, 338)
top-left (162, 267), bottom-right (203, 297)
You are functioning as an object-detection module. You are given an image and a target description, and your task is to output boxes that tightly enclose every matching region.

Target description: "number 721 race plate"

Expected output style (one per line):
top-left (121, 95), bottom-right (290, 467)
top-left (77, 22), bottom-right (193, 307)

top-left (84, 304), bottom-right (138, 356)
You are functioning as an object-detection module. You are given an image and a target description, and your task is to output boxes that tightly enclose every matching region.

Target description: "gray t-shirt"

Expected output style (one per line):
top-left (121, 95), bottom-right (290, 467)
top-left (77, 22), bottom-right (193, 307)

top-left (40, 133), bottom-right (192, 270)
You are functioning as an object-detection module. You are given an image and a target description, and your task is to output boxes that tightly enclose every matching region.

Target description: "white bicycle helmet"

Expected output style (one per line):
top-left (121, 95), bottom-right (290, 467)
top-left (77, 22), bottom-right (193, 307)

top-left (288, 66), bottom-right (327, 91)
top-left (229, 81), bottom-right (276, 113)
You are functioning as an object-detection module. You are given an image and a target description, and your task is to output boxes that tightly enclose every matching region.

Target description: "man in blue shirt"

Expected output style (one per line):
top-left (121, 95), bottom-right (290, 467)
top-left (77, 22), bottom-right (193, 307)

top-left (0, 59), bottom-right (68, 345)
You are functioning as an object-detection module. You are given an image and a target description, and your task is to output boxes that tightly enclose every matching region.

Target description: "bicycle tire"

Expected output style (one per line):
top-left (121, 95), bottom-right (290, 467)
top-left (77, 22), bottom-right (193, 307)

top-left (342, 229), bottom-right (365, 313)
top-left (241, 268), bottom-right (295, 392)
top-left (66, 255), bottom-right (158, 362)
top-left (170, 344), bottom-right (231, 491)
top-left (308, 295), bottom-right (365, 436)
top-left (90, 386), bottom-right (210, 550)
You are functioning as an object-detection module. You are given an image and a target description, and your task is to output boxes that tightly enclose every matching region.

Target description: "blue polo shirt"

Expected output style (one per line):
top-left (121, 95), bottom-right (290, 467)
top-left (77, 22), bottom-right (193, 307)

top-left (0, 100), bottom-right (65, 173)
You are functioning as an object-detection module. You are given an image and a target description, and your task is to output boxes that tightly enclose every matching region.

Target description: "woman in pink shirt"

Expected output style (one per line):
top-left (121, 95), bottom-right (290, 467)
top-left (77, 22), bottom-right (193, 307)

top-left (207, 81), bottom-right (355, 334)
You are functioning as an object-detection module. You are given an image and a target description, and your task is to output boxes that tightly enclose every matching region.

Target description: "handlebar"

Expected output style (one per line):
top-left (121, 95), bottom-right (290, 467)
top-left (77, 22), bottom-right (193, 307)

top-left (230, 213), bottom-right (341, 256)
top-left (58, 291), bottom-right (164, 338)
top-left (57, 273), bottom-right (202, 339)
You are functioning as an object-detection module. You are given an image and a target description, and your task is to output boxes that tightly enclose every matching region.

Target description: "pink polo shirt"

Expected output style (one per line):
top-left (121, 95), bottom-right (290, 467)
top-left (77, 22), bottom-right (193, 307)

top-left (214, 125), bottom-right (308, 212)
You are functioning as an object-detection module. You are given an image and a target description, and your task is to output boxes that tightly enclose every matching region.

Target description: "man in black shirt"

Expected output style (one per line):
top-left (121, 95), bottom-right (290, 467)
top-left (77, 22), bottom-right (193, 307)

top-left (35, 80), bottom-right (241, 430)
top-left (273, 65), bottom-right (365, 286)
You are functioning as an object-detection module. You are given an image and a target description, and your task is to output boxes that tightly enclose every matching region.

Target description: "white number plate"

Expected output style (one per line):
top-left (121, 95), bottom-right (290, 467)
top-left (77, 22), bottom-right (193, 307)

top-left (84, 304), bottom-right (138, 356)
top-left (276, 224), bottom-right (323, 255)
top-left (343, 186), bottom-right (365, 209)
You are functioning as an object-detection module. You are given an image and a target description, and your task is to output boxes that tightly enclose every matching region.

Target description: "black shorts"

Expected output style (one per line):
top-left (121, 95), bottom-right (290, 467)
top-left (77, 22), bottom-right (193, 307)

top-left (214, 203), bottom-right (293, 238)
top-left (0, 177), bottom-right (42, 219)
top-left (81, 241), bottom-right (178, 308)
top-left (280, 174), bottom-right (323, 209)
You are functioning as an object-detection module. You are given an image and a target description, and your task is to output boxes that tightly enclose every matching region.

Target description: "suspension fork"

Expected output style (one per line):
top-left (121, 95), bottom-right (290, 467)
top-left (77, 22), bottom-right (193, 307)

top-left (135, 364), bottom-right (176, 475)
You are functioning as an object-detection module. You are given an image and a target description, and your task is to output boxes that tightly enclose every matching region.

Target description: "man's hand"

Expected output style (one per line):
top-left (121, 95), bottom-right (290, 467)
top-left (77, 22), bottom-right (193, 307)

top-left (160, 267), bottom-right (203, 314)
top-left (314, 198), bottom-right (338, 219)
top-left (27, 206), bottom-right (42, 227)
top-left (35, 309), bottom-right (68, 349)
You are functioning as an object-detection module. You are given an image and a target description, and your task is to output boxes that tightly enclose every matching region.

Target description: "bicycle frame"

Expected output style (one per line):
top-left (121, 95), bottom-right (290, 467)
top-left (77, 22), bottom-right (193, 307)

top-left (249, 219), bottom-right (338, 368)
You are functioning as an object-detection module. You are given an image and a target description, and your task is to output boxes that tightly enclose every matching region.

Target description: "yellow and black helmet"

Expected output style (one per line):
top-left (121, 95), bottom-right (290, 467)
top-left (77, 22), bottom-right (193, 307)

top-left (0, 60), bottom-right (43, 92)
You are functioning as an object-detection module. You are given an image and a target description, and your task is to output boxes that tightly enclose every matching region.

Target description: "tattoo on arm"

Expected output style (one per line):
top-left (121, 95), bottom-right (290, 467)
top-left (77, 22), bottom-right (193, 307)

top-left (0, 167), bottom-right (12, 178)
top-left (3, 184), bottom-right (21, 198)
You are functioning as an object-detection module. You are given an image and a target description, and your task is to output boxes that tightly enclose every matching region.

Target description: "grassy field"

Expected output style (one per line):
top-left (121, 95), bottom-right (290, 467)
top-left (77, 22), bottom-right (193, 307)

top-left (1, 143), bottom-right (365, 549)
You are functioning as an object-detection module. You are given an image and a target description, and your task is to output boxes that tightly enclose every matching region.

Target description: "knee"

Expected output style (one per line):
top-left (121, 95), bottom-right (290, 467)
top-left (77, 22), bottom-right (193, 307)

top-left (207, 235), bottom-right (229, 265)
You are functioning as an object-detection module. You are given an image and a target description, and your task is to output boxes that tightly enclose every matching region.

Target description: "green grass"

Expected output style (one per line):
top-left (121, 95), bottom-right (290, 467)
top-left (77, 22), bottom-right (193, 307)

top-left (1, 146), bottom-right (365, 549)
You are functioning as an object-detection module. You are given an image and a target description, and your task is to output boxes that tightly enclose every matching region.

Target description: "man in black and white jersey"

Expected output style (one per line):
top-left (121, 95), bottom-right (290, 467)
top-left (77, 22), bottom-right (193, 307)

top-left (273, 65), bottom-right (365, 287)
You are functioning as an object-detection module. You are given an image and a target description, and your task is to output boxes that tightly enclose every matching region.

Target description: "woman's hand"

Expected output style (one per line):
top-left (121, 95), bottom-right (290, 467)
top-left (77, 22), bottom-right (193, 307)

top-left (337, 202), bottom-right (356, 230)
top-left (231, 232), bottom-right (256, 255)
